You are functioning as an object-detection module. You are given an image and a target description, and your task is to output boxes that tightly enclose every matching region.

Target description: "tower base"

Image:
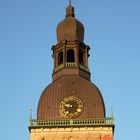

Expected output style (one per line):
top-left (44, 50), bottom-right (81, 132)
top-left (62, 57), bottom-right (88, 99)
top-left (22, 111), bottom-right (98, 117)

top-left (30, 126), bottom-right (114, 140)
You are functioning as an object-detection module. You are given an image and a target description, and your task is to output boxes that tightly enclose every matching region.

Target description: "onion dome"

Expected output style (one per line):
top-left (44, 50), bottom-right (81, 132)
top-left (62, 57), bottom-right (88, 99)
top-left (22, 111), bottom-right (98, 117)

top-left (57, 4), bottom-right (84, 42)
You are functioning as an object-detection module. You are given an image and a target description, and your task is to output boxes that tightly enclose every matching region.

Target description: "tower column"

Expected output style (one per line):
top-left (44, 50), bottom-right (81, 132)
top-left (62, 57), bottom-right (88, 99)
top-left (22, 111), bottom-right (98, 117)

top-left (75, 45), bottom-right (79, 65)
top-left (85, 47), bottom-right (88, 68)
top-left (63, 41), bottom-right (66, 65)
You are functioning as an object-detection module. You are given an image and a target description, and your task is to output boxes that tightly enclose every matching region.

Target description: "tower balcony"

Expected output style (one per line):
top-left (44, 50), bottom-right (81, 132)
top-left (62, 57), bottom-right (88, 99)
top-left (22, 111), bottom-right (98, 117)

top-left (54, 62), bottom-right (89, 72)
top-left (29, 117), bottom-right (114, 128)
top-left (52, 62), bottom-right (90, 81)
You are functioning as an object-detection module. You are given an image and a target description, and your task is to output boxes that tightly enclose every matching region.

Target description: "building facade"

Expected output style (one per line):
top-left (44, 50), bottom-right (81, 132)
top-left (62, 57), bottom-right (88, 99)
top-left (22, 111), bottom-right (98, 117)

top-left (29, 2), bottom-right (114, 140)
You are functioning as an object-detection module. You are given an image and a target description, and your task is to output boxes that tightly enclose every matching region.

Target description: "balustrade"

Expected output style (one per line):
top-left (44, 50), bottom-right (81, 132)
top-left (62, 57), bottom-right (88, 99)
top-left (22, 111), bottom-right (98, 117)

top-left (30, 117), bottom-right (114, 127)
top-left (54, 62), bottom-right (89, 72)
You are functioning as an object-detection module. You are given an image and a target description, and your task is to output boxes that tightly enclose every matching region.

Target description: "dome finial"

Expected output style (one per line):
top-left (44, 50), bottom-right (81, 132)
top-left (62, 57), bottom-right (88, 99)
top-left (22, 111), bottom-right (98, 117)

top-left (29, 109), bottom-right (33, 126)
top-left (111, 107), bottom-right (114, 118)
top-left (69, 0), bottom-right (71, 5)
top-left (66, 0), bottom-right (75, 17)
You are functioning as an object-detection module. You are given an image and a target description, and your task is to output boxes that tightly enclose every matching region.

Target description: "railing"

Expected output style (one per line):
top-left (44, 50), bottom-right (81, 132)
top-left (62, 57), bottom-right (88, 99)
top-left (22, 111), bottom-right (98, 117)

top-left (54, 62), bottom-right (89, 72)
top-left (54, 63), bottom-right (64, 72)
top-left (65, 62), bottom-right (77, 68)
top-left (79, 64), bottom-right (89, 71)
top-left (29, 117), bottom-right (114, 127)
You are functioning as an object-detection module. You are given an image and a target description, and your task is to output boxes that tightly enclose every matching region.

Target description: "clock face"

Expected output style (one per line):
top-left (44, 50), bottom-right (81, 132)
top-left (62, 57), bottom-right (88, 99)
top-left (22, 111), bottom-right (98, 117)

top-left (59, 96), bottom-right (83, 118)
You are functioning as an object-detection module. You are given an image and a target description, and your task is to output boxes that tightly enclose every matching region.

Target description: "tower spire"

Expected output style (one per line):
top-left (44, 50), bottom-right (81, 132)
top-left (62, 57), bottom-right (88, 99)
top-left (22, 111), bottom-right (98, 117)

top-left (66, 0), bottom-right (75, 17)
top-left (69, 0), bottom-right (71, 5)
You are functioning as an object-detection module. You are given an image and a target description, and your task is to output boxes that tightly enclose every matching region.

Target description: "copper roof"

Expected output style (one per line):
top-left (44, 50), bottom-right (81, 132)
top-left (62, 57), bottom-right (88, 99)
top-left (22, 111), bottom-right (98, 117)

top-left (37, 75), bottom-right (105, 120)
top-left (57, 4), bottom-right (84, 42)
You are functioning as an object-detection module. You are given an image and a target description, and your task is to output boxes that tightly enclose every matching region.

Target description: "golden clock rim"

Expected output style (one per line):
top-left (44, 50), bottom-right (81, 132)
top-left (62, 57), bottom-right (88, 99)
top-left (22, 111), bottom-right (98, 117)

top-left (59, 96), bottom-right (84, 118)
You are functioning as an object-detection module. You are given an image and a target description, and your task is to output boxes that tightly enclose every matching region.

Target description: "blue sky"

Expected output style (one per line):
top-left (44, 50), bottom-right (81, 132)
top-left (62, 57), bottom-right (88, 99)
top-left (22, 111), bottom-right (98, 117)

top-left (0, 0), bottom-right (140, 140)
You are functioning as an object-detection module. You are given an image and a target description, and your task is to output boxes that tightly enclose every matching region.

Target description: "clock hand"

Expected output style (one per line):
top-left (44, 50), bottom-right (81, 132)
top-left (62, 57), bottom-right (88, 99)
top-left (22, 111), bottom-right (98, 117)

top-left (65, 104), bottom-right (73, 108)
top-left (65, 104), bottom-right (71, 107)
top-left (66, 111), bottom-right (69, 114)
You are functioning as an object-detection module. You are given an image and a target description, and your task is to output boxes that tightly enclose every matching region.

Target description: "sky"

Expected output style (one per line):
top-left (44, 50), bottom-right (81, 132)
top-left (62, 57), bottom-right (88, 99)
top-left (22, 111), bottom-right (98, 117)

top-left (0, 0), bottom-right (140, 140)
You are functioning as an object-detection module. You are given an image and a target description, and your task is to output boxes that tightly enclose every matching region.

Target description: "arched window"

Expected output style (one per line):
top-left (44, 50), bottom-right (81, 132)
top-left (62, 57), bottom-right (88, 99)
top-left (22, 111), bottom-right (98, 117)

top-left (79, 50), bottom-right (84, 65)
top-left (58, 51), bottom-right (63, 65)
top-left (67, 49), bottom-right (75, 62)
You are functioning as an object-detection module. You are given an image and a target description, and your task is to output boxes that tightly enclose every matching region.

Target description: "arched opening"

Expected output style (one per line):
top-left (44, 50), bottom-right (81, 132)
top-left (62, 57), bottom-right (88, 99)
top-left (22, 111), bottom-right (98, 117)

top-left (79, 50), bottom-right (84, 65)
top-left (67, 49), bottom-right (75, 62)
top-left (58, 51), bottom-right (63, 65)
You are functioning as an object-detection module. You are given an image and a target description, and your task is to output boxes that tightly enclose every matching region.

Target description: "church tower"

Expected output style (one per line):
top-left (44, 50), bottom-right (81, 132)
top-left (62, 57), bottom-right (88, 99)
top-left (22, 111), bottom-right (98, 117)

top-left (29, 2), bottom-right (115, 140)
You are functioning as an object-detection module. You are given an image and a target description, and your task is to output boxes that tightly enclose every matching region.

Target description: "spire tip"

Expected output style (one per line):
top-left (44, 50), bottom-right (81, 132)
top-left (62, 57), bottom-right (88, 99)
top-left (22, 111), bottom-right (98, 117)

top-left (111, 107), bottom-right (114, 118)
top-left (66, 0), bottom-right (75, 17)
top-left (30, 109), bottom-right (32, 120)
top-left (69, 0), bottom-right (71, 5)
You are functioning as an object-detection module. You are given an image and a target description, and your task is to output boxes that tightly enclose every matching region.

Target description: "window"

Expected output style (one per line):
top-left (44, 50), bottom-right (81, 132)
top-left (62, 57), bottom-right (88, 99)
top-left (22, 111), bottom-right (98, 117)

top-left (79, 50), bottom-right (84, 64)
top-left (67, 49), bottom-right (75, 62)
top-left (58, 51), bottom-right (63, 65)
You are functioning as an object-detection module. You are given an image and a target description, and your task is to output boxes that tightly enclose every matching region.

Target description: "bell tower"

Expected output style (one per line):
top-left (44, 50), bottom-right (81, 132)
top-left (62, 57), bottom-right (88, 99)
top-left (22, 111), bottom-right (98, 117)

top-left (52, 3), bottom-right (90, 81)
top-left (29, 2), bottom-right (115, 140)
